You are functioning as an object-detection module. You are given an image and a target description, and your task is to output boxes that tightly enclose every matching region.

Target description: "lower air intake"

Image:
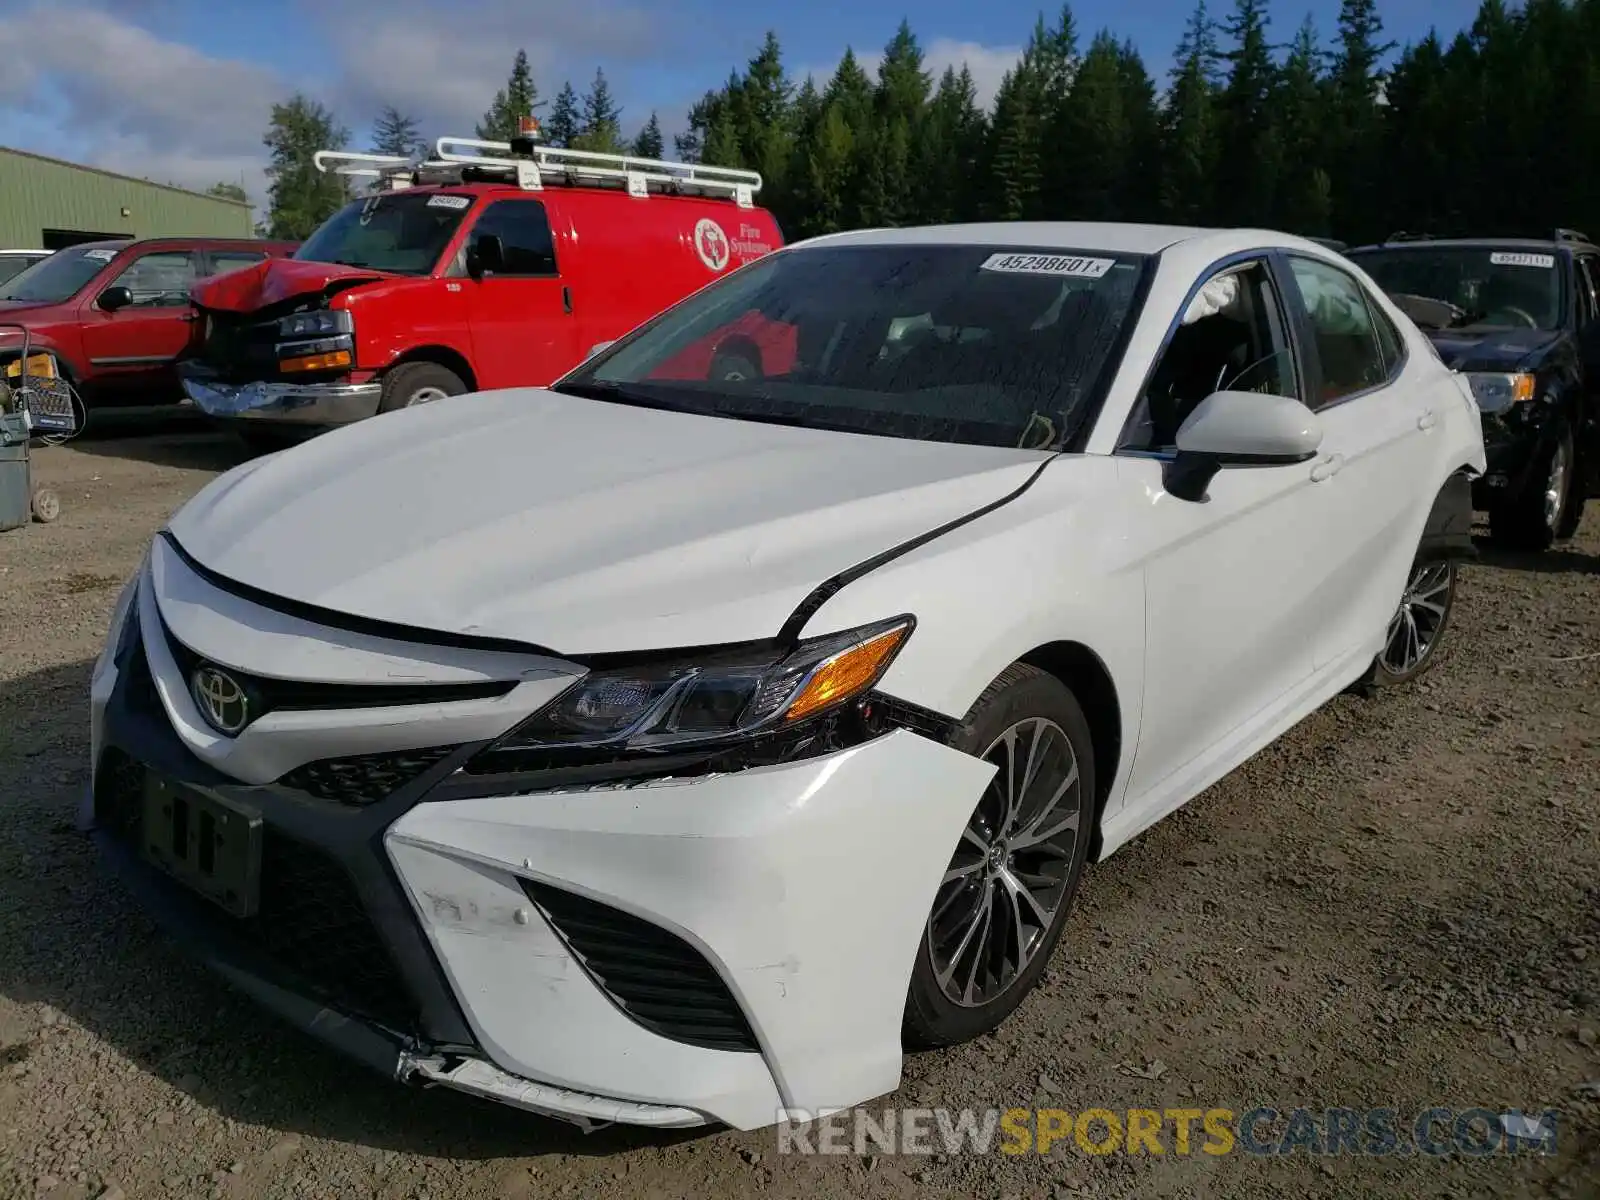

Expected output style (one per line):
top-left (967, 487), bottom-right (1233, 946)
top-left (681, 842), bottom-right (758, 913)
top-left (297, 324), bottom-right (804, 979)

top-left (520, 881), bottom-right (760, 1053)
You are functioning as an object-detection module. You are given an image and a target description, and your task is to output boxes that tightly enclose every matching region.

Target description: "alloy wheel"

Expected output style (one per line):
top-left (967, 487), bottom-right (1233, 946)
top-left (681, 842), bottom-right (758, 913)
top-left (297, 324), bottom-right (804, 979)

top-left (1545, 441), bottom-right (1568, 530)
top-left (1379, 561), bottom-right (1454, 677)
top-left (926, 717), bottom-right (1084, 1008)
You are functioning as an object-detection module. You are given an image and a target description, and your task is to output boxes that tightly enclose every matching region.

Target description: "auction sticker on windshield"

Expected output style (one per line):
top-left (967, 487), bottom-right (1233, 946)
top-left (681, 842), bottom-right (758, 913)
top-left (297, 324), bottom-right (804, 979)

top-left (1489, 252), bottom-right (1555, 269)
top-left (427, 195), bottom-right (472, 210)
top-left (981, 253), bottom-right (1115, 279)
top-left (83, 249), bottom-right (117, 263)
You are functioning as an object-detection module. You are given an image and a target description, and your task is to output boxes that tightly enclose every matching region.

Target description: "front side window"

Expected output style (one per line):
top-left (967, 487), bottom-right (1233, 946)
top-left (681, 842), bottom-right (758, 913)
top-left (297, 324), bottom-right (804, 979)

top-left (294, 192), bottom-right (473, 275)
top-left (559, 244), bottom-right (1149, 451)
top-left (0, 245), bottom-right (115, 304)
top-left (1347, 245), bottom-right (1563, 331)
top-left (469, 200), bottom-right (559, 276)
top-left (1286, 256), bottom-right (1391, 406)
top-left (109, 251), bottom-right (200, 308)
top-left (1126, 260), bottom-right (1296, 450)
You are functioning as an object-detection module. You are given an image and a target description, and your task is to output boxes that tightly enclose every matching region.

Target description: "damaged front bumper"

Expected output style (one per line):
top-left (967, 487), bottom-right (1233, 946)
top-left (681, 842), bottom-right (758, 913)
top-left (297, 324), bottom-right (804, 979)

top-left (179, 362), bottom-right (381, 426)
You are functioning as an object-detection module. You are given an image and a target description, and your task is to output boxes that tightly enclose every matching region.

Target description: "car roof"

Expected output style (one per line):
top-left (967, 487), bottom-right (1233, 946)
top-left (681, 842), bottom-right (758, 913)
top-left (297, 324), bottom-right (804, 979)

top-left (794, 222), bottom-right (1341, 259)
top-left (0, 248), bottom-right (49, 255)
top-left (60, 237), bottom-right (295, 253)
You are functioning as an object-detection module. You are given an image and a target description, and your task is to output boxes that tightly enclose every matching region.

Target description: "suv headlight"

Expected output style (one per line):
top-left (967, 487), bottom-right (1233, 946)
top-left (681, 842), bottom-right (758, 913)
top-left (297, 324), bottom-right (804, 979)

top-left (476, 617), bottom-right (914, 766)
top-left (1463, 371), bottom-right (1535, 414)
top-left (277, 310), bottom-right (352, 338)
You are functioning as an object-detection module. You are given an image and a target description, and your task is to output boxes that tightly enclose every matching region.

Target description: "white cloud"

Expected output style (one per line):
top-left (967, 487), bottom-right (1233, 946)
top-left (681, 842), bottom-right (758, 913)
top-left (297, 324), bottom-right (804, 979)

top-left (796, 38), bottom-right (1024, 110)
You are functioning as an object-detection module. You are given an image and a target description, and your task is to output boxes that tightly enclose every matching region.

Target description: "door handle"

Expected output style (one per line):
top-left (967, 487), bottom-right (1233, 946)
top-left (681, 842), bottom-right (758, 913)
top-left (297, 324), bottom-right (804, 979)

top-left (562, 286), bottom-right (572, 314)
top-left (1309, 453), bottom-right (1345, 482)
top-left (1417, 408), bottom-right (1437, 430)
top-left (178, 312), bottom-right (198, 323)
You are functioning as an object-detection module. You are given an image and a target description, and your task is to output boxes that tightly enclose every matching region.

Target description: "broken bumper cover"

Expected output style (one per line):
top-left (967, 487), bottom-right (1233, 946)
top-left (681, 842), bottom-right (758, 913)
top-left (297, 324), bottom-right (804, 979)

top-left (179, 364), bottom-right (381, 425)
top-left (86, 569), bottom-right (997, 1130)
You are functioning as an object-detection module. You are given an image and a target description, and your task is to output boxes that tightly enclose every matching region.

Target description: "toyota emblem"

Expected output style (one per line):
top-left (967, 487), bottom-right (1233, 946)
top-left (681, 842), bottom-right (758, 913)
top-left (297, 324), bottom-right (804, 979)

top-left (190, 665), bottom-right (250, 736)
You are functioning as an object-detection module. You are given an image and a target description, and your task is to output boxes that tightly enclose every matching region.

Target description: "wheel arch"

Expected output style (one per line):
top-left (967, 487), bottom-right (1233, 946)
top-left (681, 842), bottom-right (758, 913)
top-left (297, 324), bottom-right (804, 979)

top-left (386, 344), bottom-right (477, 392)
top-left (1012, 640), bottom-right (1123, 862)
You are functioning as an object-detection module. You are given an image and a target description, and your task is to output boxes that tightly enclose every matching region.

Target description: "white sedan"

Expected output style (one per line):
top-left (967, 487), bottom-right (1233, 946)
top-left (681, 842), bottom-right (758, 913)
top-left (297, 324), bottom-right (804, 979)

top-left (85, 223), bottom-right (1485, 1131)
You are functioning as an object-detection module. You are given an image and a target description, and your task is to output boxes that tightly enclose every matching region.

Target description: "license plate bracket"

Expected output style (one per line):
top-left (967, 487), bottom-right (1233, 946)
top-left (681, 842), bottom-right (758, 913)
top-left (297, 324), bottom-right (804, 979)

top-left (140, 772), bottom-right (263, 918)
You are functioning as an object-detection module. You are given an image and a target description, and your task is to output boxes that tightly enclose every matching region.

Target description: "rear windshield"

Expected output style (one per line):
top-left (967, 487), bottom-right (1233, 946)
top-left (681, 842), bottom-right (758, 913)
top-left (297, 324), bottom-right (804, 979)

top-left (294, 192), bottom-right (474, 275)
top-left (558, 244), bottom-right (1149, 451)
top-left (1348, 245), bottom-right (1563, 331)
top-left (0, 246), bottom-right (117, 304)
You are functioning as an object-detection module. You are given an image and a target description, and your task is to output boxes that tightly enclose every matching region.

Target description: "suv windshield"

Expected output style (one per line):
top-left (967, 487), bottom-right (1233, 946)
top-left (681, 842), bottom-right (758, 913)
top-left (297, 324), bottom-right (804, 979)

top-left (558, 244), bottom-right (1149, 450)
top-left (1348, 245), bottom-right (1563, 331)
top-left (0, 245), bottom-right (118, 304)
top-left (295, 192), bottom-right (473, 275)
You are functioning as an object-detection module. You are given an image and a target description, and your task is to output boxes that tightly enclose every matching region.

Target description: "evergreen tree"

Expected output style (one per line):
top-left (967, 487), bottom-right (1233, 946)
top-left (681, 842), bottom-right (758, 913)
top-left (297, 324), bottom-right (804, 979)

top-left (476, 50), bottom-right (540, 142)
top-left (1212, 0), bottom-right (1281, 225)
top-left (206, 181), bottom-right (248, 205)
top-left (1325, 0), bottom-right (1393, 237)
top-left (372, 105), bottom-right (424, 159)
top-left (1272, 18), bottom-right (1332, 235)
top-left (263, 94), bottom-right (349, 240)
top-left (544, 82), bottom-right (581, 149)
top-left (631, 112), bottom-right (664, 159)
top-left (571, 68), bottom-right (624, 153)
top-left (1159, 1), bottom-right (1221, 223)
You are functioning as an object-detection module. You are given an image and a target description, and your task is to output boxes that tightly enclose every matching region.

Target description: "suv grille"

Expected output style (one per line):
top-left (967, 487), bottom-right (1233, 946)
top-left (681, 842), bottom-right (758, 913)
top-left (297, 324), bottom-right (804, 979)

top-left (522, 881), bottom-right (759, 1053)
top-left (96, 743), bottom-right (420, 1033)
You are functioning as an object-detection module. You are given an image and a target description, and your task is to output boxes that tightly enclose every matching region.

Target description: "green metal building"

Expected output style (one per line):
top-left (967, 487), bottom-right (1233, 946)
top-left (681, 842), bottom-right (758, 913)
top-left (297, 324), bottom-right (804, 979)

top-left (0, 146), bottom-right (254, 250)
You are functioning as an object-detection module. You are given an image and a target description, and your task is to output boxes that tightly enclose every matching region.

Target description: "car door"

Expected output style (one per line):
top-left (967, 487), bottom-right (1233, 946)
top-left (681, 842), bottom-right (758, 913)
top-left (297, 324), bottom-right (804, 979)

top-left (459, 198), bottom-right (579, 389)
top-left (1574, 253), bottom-right (1600, 494)
top-left (1116, 257), bottom-right (1338, 802)
top-left (79, 249), bottom-right (201, 401)
top-left (1277, 253), bottom-right (1441, 671)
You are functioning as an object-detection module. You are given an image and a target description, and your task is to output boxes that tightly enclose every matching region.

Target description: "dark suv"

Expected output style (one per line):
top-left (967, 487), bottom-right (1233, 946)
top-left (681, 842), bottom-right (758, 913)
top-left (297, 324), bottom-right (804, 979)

top-left (1347, 229), bottom-right (1600, 550)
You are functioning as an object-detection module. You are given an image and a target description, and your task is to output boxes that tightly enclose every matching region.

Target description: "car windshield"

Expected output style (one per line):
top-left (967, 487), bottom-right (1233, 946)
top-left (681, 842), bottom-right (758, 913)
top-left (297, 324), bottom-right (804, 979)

top-left (0, 246), bottom-right (117, 304)
top-left (1348, 246), bottom-right (1563, 331)
top-left (294, 192), bottom-right (473, 275)
top-left (557, 244), bottom-right (1149, 451)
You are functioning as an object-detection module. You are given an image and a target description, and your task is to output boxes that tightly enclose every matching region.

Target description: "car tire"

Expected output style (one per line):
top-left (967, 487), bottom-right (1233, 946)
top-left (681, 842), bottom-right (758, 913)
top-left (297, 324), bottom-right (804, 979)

top-left (1357, 556), bottom-right (1457, 690)
top-left (903, 663), bottom-right (1095, 1050)
top-left (378, 362), bottom-right (467, 414)
top-left (708, 349), bottom-right (760, 383)
top-left (1489, 420), bottom-right (1575, 552)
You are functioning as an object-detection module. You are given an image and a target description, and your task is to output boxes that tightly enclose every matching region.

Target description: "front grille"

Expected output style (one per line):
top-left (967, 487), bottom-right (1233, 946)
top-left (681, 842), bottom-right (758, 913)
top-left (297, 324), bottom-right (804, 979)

top-left (522, 881), bottom-right (759, 1053)
top-left (159, 615), bottom-right (516, 714)
top-left (200, 310), bottom-right (280, 381)
top-left (96, 745), bottom-right (420, 1032)
top-left (278, 746), bottom-right (456, 806)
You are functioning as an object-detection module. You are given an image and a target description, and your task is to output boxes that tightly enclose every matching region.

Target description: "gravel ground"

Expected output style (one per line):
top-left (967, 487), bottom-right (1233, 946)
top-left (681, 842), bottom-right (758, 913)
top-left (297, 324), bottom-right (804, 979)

top-left (1, 412), bottom-right (1596, 1200)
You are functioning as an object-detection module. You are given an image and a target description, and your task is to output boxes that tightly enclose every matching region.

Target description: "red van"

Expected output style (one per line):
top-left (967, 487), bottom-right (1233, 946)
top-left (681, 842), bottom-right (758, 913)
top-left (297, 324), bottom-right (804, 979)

top-left (181, 134), bottom-right (785, 447)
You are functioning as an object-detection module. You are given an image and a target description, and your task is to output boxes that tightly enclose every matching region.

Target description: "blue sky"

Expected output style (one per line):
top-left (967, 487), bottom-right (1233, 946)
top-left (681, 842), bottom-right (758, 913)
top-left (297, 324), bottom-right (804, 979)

top-left (0, 0), bottom-right (1482, 212)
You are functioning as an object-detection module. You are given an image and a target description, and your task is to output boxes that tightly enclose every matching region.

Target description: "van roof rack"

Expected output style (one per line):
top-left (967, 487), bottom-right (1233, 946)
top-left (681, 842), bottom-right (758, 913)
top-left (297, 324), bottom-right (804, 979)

top-left (312, 135), bottom-right (763, 209)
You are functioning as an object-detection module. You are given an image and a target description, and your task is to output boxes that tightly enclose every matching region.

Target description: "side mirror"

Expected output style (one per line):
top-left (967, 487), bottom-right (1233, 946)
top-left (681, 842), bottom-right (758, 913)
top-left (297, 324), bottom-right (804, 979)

top-left (1166, 391), bottom-right (1323, 503)
top-left (99, 285), bottom-right (133, 312)
top-left (585, 340), bottom-right (615, 360)
top-left (465, 234), bottom-right (505, 281)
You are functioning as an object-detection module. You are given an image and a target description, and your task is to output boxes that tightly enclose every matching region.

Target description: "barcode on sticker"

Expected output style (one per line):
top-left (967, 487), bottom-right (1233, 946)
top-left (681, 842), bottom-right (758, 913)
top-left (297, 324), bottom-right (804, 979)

top-left (980, 253), bottom-right (1115, 278)
top-left (1489, 251), bottom-right (1554, 269)
top-left (428, 194), bottom-right (471, 210)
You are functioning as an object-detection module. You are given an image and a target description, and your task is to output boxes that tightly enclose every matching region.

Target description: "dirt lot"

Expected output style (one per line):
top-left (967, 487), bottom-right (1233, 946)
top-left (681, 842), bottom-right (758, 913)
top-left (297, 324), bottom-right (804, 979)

top-left (1, 414), bottom-right (1596, 1200)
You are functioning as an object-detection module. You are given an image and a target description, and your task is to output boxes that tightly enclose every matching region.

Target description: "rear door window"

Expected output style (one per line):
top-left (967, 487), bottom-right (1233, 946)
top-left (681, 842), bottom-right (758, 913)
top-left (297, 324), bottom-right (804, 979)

top-left (1285, 256), bottom-right (1394, 406)
top-left (205, 250), bottom-right (268, 277)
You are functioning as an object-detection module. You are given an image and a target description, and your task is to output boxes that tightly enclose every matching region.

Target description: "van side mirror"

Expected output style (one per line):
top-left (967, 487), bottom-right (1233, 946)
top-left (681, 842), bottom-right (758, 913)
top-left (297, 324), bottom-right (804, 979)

top-left (99, 285), bottom-right (133, 312)
top-left (465, 234), bottom-right (505, 281)
top-left (1165, 390), bottom-right (1323, 503)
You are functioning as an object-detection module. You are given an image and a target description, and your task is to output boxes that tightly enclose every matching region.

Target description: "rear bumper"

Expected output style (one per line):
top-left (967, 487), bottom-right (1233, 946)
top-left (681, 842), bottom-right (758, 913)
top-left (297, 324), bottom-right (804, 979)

top-left (179, 364), bottom-right (380, 425)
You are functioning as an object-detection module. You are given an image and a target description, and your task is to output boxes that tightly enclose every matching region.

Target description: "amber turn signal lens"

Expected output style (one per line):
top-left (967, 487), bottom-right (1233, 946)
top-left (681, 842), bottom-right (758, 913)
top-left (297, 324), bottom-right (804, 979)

top-left (280, 349), bottom-right (353, 373)
top-left (783, 624), bottom-right (911, 722)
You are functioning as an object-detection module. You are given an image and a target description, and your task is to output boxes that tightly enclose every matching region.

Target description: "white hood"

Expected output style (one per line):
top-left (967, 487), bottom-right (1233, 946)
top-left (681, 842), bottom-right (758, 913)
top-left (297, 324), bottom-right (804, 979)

top-left (168, 388), bottom-right (1050, 654)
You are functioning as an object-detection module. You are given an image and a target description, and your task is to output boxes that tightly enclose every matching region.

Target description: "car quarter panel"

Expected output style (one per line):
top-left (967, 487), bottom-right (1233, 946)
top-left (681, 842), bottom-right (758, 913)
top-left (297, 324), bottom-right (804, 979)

top-left (383, 729), bottom-right (997, 1125)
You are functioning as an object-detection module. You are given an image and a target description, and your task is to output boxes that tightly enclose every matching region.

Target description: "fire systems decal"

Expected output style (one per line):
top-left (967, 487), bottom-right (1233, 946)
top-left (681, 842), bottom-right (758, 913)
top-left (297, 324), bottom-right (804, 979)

top-left (695, 218), bottom-right (732, 272)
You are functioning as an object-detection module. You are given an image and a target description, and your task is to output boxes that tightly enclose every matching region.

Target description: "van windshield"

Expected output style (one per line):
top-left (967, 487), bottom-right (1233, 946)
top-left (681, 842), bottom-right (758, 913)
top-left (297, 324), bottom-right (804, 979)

top-left (556, 243), bottom-right (1150, 451)
top-left (294, 192), bottom-right (474, 275)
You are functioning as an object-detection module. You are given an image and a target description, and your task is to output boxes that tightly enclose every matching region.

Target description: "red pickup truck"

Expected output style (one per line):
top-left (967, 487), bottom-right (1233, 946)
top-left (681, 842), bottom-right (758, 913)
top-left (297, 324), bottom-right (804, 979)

top-left (0, 238), bottom-right (297, 407)
top-left (179, 131), bottom-right (784, 447)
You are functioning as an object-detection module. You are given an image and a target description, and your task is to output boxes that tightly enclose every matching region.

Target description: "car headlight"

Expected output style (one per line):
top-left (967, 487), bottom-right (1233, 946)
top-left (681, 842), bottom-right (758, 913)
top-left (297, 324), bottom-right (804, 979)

top-left (1463, 371), bottom-right (1535, 414)
top-left (95, 551), bottom-right (146, 673)
top-left (277, 309), bottom-right (351, 338)
top-left (481, 616), bottom-right (914, 763)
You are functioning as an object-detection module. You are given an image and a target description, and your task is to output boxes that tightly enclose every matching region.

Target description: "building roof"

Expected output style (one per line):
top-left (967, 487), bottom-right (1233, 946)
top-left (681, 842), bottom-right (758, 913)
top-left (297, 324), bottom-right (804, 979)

top-left (0, 145), bottom-right (251, 208)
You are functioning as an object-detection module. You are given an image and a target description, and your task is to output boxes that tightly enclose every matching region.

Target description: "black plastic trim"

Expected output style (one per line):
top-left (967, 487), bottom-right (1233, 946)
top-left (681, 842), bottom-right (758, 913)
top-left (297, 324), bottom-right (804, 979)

top-left (159, 531), bottom-right (562, 659)
top-left (1418, 471), bottom-right (1478, 561)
